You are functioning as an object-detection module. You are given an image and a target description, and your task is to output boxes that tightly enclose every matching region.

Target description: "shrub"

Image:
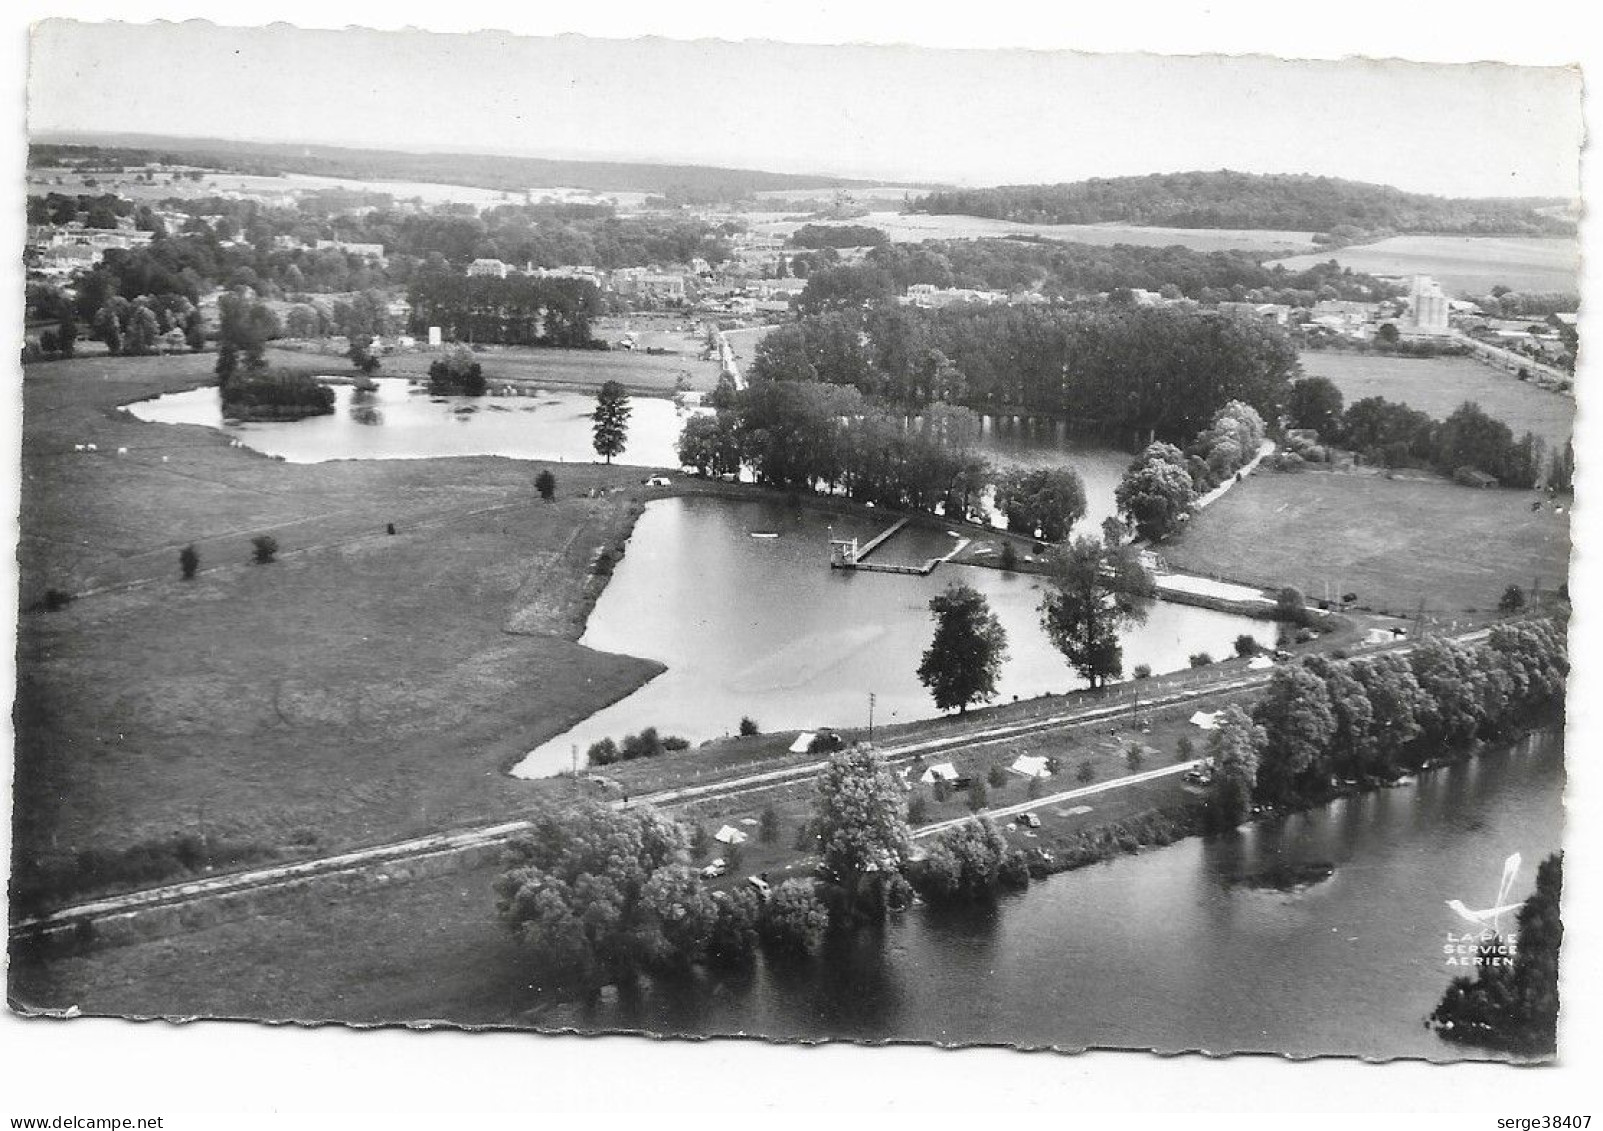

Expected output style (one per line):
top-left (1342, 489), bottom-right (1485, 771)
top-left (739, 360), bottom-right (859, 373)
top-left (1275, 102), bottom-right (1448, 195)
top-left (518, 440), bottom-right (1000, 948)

top-left (792, 819), bottom-right (816, 851)
top-left (1189, 652), bottom-right (1214, 668)
top-left (586, 737), bottom-right (619, 766)
top-left (1076, 760), bottom-right (1095, 783)
top-left (179, 544), bottom-right (199, 580)
top-left (1276, 586), bottom-right (1308, 625)
top-left (534, 469), bottom-right (555, 501)
top-left (1177, 735), bottom-right (1194, 761)
top-left (41, 588), bottom-right (75, 612)
top-left (759, 806), bottom-right (781, 844)
top-left (1234, 634), bottom-right (1259, 658)
top-left (1125, 744), bottom-right (1145, 772)
top-left (908, 794), bottom-right (929, 824)
top-left (706, 888), bottom-right (762, 967)
top-left (689, 825), bottom-right (713, 860)
top-left (932, 779), bottom-right (950, 803)
top-left (738, 716), bottom-right (761, 736)
top-left (1132, 664), bottom-right (1152, 679)
top-left (998, 541), bottom-right (1019, 571)
top-left (1026, 776), bottom-right (1043, 800)
top-left (1499, 585), bottom-right (1526, 613)
top-left (999, 850), bottom-right (1032, 888)
top-left (986, 764), bottom-right (1008, 789)
top-left (967, 779), bottom-right (988, 812)
top-left (250, 535), bottom-right (278, 564)
top-left (662, 735), bottom-right (690, 751)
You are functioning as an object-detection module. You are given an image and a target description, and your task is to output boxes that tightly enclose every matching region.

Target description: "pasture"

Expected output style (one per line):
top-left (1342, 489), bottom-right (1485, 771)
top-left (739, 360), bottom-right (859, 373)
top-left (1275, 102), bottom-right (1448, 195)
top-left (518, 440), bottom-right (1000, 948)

top-left (13, 351), bottom-right (664, 912)
top-left (1269, 235), bottom-right (1580, 295)
top-left (1163, 467), bottom-right (1571, 618)
top-left (1299, 350), bottom-right (1575, 451)
top-left (746, 210), bottom-right (1324, 254)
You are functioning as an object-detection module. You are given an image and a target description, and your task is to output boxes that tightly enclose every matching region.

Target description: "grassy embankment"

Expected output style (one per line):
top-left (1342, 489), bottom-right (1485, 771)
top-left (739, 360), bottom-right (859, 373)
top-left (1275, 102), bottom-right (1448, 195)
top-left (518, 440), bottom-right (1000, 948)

top-left (1298, 351), bottom-right (1574, 453)
top-left (11, 349), bottom-right (679, 913)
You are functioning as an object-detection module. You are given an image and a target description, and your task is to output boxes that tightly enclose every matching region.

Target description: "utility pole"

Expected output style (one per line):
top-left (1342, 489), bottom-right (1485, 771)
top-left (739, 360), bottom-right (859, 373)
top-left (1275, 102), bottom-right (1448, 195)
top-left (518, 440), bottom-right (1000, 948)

top-left (868, 692), bottom-right (876, 745)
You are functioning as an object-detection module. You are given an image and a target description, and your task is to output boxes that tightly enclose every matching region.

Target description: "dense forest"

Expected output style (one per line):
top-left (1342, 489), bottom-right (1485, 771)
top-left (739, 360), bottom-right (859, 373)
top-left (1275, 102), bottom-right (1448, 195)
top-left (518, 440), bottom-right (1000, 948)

top-left (749, 304), bottom-right (1299, 440)
top-left (31, 137), bottom-right (873, 204)
top-left (915, 172), bottom-right (1576, 238)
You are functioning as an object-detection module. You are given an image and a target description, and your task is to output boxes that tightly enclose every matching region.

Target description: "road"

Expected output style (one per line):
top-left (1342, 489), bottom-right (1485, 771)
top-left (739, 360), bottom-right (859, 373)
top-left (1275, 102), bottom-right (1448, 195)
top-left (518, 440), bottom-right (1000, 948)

top-left (9, 626), bottom-right (1490, 944)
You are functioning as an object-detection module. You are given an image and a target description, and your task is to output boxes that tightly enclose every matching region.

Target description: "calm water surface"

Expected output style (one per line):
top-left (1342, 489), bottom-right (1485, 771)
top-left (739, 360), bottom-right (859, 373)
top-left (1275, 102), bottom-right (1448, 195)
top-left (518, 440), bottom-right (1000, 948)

top-left (514, 496), bottom-right (1275, 776)
top-left (539, 727), bottom-right (1563, 1060)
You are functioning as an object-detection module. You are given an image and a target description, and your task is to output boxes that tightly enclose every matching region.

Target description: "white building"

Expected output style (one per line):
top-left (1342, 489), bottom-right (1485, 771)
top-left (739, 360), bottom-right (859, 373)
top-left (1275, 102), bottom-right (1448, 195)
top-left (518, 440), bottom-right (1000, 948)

top-left (1404, 275), bottom-right (1451, 336)
top-left (467, 258), bottom-right (513, 279)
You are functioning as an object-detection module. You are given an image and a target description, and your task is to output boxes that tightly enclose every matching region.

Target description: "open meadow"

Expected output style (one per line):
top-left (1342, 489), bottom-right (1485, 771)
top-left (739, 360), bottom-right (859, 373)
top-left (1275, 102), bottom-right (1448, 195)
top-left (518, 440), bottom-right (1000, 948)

top-left (745, 210), bottom-right (1324, 254)
top-left (1298, 350), bottom-right (1575, 452)
top-left (12, 351), bottom-right (671, 913)
top-left (1269, 234), bottom-right (1579, 295)
top-left (1162, 466), bottom-right (1571, 617)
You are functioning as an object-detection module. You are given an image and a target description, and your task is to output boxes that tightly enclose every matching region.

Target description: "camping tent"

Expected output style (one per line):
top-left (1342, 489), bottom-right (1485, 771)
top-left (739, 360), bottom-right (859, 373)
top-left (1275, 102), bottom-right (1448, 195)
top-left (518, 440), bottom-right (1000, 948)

top-left (1247, 654), bottom-right (1274, 670)
top-left (1009, 754), bottom-right (1051, 779)
top-left (714, 825), bottom-right (748, 845)
top-left (919, 762), bottom-right (959, 784)
top-left (1189, 710), bottom-right (1223, 730)
top-left (788, 731), bottom-right (816, 754)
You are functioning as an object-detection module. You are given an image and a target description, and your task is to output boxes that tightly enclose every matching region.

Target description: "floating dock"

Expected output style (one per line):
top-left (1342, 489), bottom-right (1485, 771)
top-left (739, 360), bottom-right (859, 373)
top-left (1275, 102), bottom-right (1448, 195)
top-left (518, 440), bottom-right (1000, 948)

top-left (830, 517), bottom-right (969, 575)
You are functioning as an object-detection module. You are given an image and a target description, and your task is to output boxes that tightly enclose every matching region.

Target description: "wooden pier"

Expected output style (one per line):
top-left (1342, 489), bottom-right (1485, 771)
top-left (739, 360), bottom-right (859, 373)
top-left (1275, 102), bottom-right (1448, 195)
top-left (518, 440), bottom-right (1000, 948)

top-left (829, 516), bottom-right (970, 576)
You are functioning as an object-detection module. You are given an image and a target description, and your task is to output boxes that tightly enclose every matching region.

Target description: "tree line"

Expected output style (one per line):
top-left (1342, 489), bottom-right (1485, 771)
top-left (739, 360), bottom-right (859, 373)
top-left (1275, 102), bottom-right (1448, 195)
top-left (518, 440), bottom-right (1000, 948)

top-left (914, 171), bottom-right (1575, 238)
top-left (1286, 376), bottom-right (1562, 489)
top-left (750, 304), bottom-right (1299, 438)
top-left (405, 268), bottom-right (602, 347)
top-left (1204, 620), bottom-right (1566, 826)
top-left (849, 238), bottom-right (1402, 306)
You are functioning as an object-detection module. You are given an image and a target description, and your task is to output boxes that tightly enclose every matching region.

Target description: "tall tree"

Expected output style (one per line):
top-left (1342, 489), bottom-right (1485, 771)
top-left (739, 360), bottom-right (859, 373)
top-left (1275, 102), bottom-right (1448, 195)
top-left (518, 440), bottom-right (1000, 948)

top-left (592, 380), bottom-right (632, 464)
top-left (814, 744), bottom-right (912, 921)
top-left (1206, 705), bottom-right (1265, 828)
top-left (1287, 376), bottom-right (1344, 436)
top-left (1251, 664), bottom-right (1337, 803)
top-left (1115, 443), bottom-right (1198, 542)
top-left (917, 584), bottom-right (1009, 715)
top-left (1039, 535), bottom-right (1157, 689)
top-left (994, 466), bottom-right (1088, 543)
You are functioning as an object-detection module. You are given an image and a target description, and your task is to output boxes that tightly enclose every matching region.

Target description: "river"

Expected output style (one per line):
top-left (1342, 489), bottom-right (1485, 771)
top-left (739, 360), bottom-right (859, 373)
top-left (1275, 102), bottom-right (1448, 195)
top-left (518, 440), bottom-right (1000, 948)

top-left (535, 725), bottom-right (1563, 1060)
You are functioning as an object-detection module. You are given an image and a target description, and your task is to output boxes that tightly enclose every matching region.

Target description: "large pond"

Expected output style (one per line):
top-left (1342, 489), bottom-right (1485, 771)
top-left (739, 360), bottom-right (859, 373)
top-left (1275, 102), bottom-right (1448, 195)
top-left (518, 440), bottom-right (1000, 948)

top-left (128, 380), bottom-right (1135, 527)
top-left (128, 379), bottom-right (696, 468)
top-left (513, 496), bottom-right (1276, 777)
top-left (535, 725), bottom-right (1564, 1060)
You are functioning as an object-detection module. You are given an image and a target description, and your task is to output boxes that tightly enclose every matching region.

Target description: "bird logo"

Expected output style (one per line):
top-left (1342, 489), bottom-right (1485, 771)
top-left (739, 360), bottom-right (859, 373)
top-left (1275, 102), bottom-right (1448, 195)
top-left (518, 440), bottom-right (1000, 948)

top-left (1445, 853), bottom-right (1523, 935)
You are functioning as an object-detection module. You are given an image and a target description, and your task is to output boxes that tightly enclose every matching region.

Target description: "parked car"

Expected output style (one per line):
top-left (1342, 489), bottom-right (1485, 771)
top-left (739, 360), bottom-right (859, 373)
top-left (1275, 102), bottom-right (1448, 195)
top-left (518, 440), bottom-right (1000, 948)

top-left (700, 858), bottom-right (727, 879)
top-left (746, 876), bottom-right (772, 900)
top-left (1015, 812), bottom-right (1041, 829)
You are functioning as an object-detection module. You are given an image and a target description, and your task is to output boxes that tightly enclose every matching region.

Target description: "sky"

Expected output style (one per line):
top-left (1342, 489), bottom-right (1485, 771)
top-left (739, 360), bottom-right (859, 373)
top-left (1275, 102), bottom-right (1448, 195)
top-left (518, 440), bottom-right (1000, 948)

top-left (25, 18), bottom-right (1586, 199)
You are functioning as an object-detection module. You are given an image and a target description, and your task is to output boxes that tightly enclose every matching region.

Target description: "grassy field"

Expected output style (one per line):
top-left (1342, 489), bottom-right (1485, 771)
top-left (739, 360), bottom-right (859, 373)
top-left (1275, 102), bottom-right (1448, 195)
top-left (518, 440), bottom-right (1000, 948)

top-left (1163, 466), bottom-right (1571, 617)
top-left (12, 350), bottom-right (672, 910)
top-left (1269, 235), bottom-right (1580, 295)
top-left (744, 210), bottom-right (1323, 254)
top-left (1298, 350), bottom-right (1575, 452)
top-left (342, 342), bottom-right (723, 394)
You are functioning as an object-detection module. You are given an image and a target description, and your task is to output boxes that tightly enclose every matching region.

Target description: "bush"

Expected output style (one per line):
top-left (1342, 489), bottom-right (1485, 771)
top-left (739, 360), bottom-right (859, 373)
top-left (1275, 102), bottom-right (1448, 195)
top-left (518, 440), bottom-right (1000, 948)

top-left (1076, 760), bottom-right (1095, 784)
top-left (998, 541), bottom-right (1019, 571)
top-left (1125, 744), bottom-right (1145, 772)
top-left (534, 469), bottom-right (556, 501)
top-left (792, 819), bottom-right (816, 851)
top-left (1177, 735), bottom-right (1194, 761)
top-left (251, 535), bottom-right (278, 564)
top-left (40, 588), bottom-right (75, 612)
top-left (908, 794), bottom-right (929, 824)
top-left (179, 544), bottom-right (199, 580)
top-left (932, 778), bottom-right (950, 803)
top-left (759, 806), bottom-right (781, 844)
top-left (1234, 634), bottom-right (1259, 658)
top-left (586, 737), bottom-right (619, 766)
top-left (760, 880), bottom-right (830, 955)
top-left (1499, 585), bottom-right (1526, 613)
top-left (689, 824), bottom-right (713, 860)
top-left (738, 716), bottom-right (761, 736)
top-left (1132, 664), bottom-right (1152, 679)
top-left (999, 850), bottom-right (1032, 889)
top-left (706, 888), bottom-right (762, 967)
top-left (1276, 586), bottom-right (1307, 626)
top-left (1026, 776), bottom-right (1043, 800)
top-left (986, 764), bottom-right (1008, 789)
top-left (967, 779), bottom-right (988, 812)
top-left (1189, 652), bottom-right (1214, 668)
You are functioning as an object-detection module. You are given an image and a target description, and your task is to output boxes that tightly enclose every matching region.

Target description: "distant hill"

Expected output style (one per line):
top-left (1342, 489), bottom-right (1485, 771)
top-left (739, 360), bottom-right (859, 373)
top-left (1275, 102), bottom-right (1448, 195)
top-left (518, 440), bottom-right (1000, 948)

top-left (914, 171), bottom-right (1576, 238)
top-left (28, 132), bottom-right (884, 203)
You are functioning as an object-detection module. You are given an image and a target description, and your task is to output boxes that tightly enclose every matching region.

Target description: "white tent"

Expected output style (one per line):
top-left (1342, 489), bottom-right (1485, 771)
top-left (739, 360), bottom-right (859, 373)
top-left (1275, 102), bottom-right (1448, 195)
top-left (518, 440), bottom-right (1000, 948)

top-left (1247, 654), bottom-right (1274, 670)
top-left (789, 731), bottom-right (816, 754)
top-left (714, 825), bottom-right (748, 845)
top-left (1009, 754), bottom-right (1051, 779)
top-left (920, 761), bottom-right (959, 784)
top-left (1189, 710), bottom-right (1223, 730)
